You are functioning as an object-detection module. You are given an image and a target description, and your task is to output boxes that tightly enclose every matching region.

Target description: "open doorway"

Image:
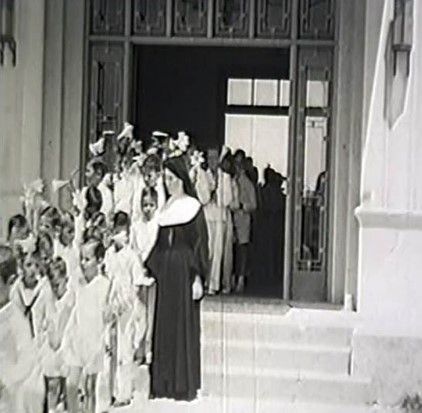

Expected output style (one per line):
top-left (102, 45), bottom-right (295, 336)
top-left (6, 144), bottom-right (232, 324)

top-left (134, 45), bottom-right (290, 298)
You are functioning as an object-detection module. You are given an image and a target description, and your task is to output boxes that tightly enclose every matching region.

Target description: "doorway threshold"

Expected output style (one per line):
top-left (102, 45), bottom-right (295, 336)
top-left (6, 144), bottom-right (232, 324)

top-left (202, 294), bottom-right (343, 315)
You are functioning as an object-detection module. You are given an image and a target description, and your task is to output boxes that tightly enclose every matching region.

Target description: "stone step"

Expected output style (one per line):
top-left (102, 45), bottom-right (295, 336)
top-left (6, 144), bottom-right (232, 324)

top-left (201, 314), bottom-right (353, 348)
top-left (111, 395), bottom-right (376, 413)
top-left (202, 368), bottom-right (373, 406)
top-left (198, 397), bottom-right (376, 413)
top-left (202, 340), bottom-right (351, 375)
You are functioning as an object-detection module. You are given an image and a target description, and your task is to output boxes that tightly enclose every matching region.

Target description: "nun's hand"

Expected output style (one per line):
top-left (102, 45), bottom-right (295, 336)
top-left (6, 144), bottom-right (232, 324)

top-left (192, 276), bottom-right (204, 301)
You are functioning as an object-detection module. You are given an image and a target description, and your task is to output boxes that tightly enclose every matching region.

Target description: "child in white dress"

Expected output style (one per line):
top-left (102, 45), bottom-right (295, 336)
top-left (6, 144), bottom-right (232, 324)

top-left (112, 154), bottom-right (135, 216)
top-left (54, 212), bottom-right (84, 291)
top-left (132, 154), bottom-right (165, 221)
top-left (105, 211), bottom-right (154, 406)
top-left (42, 257), bottom-right (75, 413)
top-left (130, 187), bottom-right (159, 365)
top-left (10, 252), bottom-right (49, 341)
top-left (0, 246), bottom-right (44, 413)
top-left (64, 238), bottom-right (112, 413)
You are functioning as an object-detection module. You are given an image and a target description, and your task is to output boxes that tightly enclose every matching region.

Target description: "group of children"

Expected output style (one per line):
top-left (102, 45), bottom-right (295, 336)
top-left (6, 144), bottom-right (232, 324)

top-left (0, 124), bottom-right (259, 413)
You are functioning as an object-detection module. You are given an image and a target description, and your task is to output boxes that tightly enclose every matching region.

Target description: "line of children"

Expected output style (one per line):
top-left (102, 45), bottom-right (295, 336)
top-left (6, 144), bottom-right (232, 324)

top-left (0, 124), bottom-right (262, 412)
top-left (1, 143), bottom-right (163, 413)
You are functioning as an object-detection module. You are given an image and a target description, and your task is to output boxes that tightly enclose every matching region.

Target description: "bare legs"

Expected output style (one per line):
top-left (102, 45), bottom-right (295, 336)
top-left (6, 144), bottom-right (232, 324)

top-left (67, 367), bottom-right (97, 413)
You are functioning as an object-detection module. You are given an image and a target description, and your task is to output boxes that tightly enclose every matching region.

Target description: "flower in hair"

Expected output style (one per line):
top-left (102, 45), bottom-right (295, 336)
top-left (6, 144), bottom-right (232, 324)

top-left (190, 150), bottom-right (205, 169)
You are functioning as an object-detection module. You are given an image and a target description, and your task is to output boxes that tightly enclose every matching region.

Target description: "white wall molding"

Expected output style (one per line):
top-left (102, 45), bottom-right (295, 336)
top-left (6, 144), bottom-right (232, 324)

top-left (355, 205), bottom-right (422, 230)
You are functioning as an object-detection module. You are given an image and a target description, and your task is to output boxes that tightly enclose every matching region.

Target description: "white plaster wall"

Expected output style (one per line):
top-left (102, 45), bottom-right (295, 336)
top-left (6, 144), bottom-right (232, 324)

top-left (358, 0), bottom-right (422, 336)
top-left (0, 0), bottom-right (84, 239)
top-left (0, 0), bottom-right (45, 240)
top-left (41, 0), bottom-right (84, 207)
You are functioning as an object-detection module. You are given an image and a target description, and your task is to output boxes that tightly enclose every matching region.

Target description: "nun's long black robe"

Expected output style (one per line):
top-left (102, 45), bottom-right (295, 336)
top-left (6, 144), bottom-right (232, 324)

top-left (146, 198), bottom-right (209, 401)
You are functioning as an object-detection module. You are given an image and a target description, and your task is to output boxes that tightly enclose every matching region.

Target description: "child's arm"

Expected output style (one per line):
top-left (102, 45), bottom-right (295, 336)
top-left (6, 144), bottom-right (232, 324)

top-left (131, 251), bottom-right (155, 287)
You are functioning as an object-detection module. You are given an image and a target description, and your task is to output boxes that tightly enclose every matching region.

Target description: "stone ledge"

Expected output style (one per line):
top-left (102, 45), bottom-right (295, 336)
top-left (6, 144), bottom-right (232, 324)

top-left (355, 205), bottom-right (422, 230)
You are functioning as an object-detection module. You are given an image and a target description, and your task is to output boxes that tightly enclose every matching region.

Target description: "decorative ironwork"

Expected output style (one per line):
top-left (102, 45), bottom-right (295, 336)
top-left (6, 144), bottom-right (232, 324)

top-left (0, 0), bottom-right (16, 66)
top-left (174, 0), bottom-right (208, 37)
top-left (90, 0), bottom-right (125, 35)
top-left (292, 47), bottom-right (333, 301)
top-left (299, 0), bottom-right (335, 40)
top-left (215, 0), bottom-right (250, 38)
top-left (256, 0), bottom-right (291, 39)
top-left (133, 0), bottom-right (167, 36)
top-left (88, 44), bottom-right (124, 144)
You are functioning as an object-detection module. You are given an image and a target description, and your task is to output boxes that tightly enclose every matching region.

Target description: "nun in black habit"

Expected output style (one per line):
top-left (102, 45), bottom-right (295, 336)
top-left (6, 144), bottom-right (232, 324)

top-left (145, 154), bottom-right (209, 401)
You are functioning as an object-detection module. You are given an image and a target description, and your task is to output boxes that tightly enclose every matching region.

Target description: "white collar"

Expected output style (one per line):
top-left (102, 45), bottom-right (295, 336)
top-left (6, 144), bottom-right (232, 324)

top-left (158, 195), bottom-right (201, 227)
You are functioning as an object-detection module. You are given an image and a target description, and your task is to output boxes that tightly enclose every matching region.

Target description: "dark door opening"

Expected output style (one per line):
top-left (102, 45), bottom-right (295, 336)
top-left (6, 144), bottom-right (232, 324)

top-left (133, 45), bottom-right (289, 147)
top-left (133, 45), bottom-right (290, 298)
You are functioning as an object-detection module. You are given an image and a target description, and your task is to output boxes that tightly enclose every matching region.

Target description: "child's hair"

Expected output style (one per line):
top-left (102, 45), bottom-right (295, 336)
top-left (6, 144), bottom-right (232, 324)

top-left (82, 211), bottom-right (106, 243)
top-left (39, 206), bottom-right (62, 229)
top-left (83, 227), bottom-right (97, 243)
top-left (36, 232), bottom-right (54, 256)
top-left (84, 186), bottom-right (103, 220)
top-left (47, 256), bottom-right (67, 280)
top-left (7, 214), bottom-right (28, 241)
top-left (141, 187), bottom-right (158, 205)
top-left (61, 211), bottom-right (75, 226)
top-left (0, 245), bottom-right (17, 285)
top-left (220, 152), bottom-right (236, 177)
top-left (89, 160), bottom-right (108, 179)
top-left (143, 154), bottom-right (161, 173)
top-left (83, 237), bottom-right (106, 261)
top-left (234, 149), bottom-right (246, 160)
top-left (113, 211), bottom-right (130, 229)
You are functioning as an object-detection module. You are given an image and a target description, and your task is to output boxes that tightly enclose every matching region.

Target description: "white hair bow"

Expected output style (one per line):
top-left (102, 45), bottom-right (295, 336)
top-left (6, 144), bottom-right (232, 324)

top-left (89, 137), bottom-right (106, 157)
top-left (169, 131), bottom-right (190, 157)
top-left (117, 122), bottom-right (134, 141)
top-left (51, 168), bottom-right (79, 193)
top-left (52, 179), bottom-right (70, 193)
top-left (72, 189), bottom-right (86, 212)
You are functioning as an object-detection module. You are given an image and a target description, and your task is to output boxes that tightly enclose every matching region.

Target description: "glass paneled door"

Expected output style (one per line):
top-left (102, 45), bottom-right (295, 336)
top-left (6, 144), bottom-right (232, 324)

top-left (291, 47), bottom-right (334, 302)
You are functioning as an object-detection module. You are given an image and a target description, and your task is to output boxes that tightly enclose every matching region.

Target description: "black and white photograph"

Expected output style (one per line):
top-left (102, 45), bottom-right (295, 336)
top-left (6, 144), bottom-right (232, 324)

top-left (1, 1), bottom-right (421, 412)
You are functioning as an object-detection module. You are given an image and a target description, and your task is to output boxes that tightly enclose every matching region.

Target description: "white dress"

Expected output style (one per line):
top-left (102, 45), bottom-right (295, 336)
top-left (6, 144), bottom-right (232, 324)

top-left (104, 245), bottom-right (154, 401)
top-left (54, 241), bottom-right (85, 291)
top-left (113, 172), bottom-right (134, 215)
top-left (63, 275), bottom-right (111, 374)
top-left (10, 277), bottom-right (52, 341)
top-left (0, 302), bottom-right (44, 413)
top-left (104, 245), bottom-right (153, 362)
top-left (41, 289), bottom-right (76, 377)
top-left (130, 216), bottom-right (159, 262)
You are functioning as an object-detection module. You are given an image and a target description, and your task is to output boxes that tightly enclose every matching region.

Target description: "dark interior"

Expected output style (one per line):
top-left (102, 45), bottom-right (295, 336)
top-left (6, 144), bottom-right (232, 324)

top-left (133, 45), bottom-right (290, 298)
top-left (133, 45), bottom-right (290, 150)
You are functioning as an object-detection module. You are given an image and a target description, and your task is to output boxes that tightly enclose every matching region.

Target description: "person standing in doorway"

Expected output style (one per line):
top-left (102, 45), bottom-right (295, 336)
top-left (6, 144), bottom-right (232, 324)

top-left (232, 150), bottom-right (257, 294)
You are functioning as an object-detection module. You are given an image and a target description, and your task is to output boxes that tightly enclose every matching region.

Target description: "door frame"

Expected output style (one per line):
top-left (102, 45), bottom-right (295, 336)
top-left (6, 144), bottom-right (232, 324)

top-left (81, 0), bottom-right (364, 304)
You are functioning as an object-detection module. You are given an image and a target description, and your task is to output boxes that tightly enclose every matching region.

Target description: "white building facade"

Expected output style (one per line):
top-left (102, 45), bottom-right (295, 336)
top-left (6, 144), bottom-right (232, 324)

top-left (1, 0), bottom-right (421, 410)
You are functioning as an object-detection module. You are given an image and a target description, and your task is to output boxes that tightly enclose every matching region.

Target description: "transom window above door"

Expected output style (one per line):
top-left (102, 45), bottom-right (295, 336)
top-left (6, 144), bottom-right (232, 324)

top-left (89, 0), bottom-right (336, 41)
top-left (227, 78), bottom-right (291, 107)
